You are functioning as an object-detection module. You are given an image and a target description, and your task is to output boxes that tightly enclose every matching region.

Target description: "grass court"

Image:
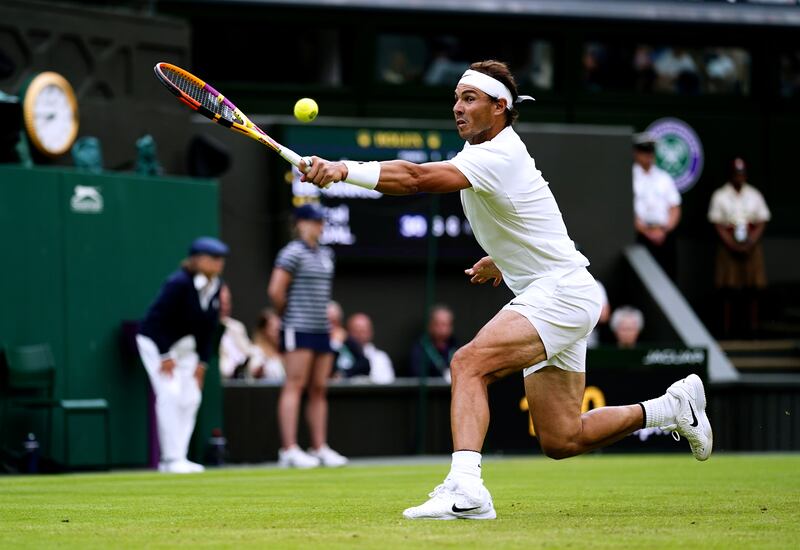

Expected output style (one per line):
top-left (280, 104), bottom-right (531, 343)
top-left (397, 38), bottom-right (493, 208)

top-left (1, 454), bottom-right (798, 549)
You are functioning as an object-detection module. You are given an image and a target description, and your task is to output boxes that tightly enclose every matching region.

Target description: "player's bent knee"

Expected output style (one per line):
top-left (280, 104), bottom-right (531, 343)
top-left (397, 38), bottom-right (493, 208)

top-left (537, 435), bottom-right (580, 460)
top-left (450, 344), bottom-right (484, 379)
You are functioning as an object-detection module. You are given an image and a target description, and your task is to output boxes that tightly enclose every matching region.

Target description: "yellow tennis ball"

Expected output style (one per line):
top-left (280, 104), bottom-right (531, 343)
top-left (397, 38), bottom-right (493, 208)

top-left (293, 98), bottom-right (318, 123)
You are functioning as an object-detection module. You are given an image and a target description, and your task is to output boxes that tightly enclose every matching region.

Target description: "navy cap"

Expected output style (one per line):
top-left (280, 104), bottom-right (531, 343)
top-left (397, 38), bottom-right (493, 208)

top-left (189, 236), bottom-right (229, 257)
top-left (294, 203), bottom-right (325, 221)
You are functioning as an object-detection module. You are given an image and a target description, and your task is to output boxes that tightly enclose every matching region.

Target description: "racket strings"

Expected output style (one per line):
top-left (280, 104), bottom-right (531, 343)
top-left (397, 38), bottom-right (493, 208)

top-left (162, 65), bottom-right (244, 125)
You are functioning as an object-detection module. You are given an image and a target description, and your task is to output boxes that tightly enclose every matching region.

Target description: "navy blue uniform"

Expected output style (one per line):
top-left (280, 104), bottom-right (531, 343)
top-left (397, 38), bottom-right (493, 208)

top-left (138, 269), bottom-right (222, 362)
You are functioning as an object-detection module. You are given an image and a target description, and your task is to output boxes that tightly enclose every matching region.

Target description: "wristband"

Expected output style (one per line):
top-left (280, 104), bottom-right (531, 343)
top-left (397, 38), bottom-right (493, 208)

top-left (342, 160), bottom-right (380, 190)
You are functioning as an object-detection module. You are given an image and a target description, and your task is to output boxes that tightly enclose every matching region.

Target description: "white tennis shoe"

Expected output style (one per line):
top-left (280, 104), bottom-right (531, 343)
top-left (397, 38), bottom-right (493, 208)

top-left (278, 445), bottom-right (321, 469)
top-left (308, 444), bottom-right (348, 467)
top-left (158, 459), bottom-right (204, 473)
top-left (403, 477), bottom-right (496, 520)
top-left (662, 374), bottom-right (713, 461)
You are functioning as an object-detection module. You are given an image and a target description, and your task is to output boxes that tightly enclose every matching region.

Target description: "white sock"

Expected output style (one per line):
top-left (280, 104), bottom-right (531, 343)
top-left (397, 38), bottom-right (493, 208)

top-left (449, 450), bottom-right (482, 480)
top-left (640, 393), bottom-right (678, 428)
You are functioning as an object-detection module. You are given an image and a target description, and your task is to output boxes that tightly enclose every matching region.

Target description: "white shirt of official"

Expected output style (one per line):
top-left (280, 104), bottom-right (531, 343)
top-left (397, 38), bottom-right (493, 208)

top-left (707, 182), bottom-right (771, 226)
top-left (448, 126), bottom-right (589, 296)
top-left (633, 163), bottom-right (681, 226)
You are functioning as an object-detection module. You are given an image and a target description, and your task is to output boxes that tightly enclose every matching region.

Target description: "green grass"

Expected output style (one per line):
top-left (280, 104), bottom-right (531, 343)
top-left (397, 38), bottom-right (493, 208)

top-left (0, 454), bottom-right (798, 549)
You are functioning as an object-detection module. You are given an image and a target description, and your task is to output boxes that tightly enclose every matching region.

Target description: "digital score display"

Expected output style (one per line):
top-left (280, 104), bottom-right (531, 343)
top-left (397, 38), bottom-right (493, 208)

top-left (279, 124), bottom-right (485, 263)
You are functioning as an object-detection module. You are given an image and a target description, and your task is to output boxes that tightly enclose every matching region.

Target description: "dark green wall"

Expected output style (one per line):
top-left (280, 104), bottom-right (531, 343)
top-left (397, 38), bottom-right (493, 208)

top-left (0, 166), bottom-right (220, 467)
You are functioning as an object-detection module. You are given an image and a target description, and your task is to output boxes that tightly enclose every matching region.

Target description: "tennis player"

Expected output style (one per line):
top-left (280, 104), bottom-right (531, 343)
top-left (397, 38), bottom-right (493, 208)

top-left (301, 60), bottom-right (712, 520)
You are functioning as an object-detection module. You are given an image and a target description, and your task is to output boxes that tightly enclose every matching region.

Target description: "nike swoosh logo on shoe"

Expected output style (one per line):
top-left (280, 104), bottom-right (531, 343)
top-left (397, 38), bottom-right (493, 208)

top-left (688, 403), bottom-right (699, 427)
top-left (452, 504), bottom-right (481, 513)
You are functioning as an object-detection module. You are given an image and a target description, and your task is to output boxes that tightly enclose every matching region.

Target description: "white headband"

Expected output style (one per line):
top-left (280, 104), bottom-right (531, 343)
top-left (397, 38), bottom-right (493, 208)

top-left (458, 69), bottom-right (535, 110)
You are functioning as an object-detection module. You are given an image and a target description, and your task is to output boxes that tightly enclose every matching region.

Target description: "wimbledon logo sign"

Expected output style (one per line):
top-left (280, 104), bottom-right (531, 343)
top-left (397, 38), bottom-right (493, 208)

top-left (646, 117), bottom-right (704, 193)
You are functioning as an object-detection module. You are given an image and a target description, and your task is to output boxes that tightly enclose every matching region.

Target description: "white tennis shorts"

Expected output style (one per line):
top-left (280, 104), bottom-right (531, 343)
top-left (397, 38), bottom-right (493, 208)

top-left (503, 267), bottom-right (604, 377)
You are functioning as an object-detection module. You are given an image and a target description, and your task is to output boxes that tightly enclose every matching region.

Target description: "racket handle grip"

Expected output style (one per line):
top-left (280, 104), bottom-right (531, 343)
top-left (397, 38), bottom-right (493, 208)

top-left (280, 148), bottom-right (312, 173)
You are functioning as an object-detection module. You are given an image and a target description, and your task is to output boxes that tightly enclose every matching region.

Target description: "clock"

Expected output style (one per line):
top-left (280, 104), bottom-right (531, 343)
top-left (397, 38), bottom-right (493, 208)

top-left (21, 71), bottom-right (79, 157)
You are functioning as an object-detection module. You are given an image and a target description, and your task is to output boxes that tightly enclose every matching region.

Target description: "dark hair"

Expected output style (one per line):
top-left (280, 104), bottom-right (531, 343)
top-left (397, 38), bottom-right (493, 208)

top-left (469, 60), bottom-right (519, 126)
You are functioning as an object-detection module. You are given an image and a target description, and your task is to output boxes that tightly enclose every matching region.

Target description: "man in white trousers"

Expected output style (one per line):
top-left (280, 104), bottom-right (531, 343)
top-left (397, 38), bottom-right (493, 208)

top-left (136, 236), bottom-right (228, 473)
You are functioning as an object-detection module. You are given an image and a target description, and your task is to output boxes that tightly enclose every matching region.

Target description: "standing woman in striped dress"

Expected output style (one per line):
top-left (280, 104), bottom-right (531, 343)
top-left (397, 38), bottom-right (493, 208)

top-left (268, 203), bottom-right (348, 468)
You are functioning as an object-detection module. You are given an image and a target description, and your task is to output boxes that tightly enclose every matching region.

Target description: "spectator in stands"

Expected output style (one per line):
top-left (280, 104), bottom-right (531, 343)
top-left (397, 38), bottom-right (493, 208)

top-left (582, 43), bottom-right (607, 92)
top-left (219, 284), bottom-right (251, 379)
top-left (409, 304), bottom-right (458, 381)
top-left (708, 157), bottom-right (771, 338)
top-left (610, 306), bottom-right (644, 349)
top-left (654, 47), bottom-right (699, 94)
top-left (327, 301), bottom-right (348, 356)
top-left (382, 50), bottom-right (417, 84)
top-left (268, 203), bottom-right (347, 468)
top-left (632, 132), bottom-right (682, 280)
top-left (633, 45), bottom-right (657, 93)
top-left (424, 36), bottom-right (469, 85)
top-left (705, 49), bottom-right (739, 94)
top-left (136, 236), bottom-right (228, 474)
top-left (341, 313), bottom-right (395, 384)
top-left (251, 308), bottom-right (286, 381)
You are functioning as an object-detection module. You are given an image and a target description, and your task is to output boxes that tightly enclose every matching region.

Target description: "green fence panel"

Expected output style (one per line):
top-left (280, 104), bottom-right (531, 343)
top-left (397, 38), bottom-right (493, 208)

top-left (0, 166), bottom-right (67, 461)
top-left (1, 166), bottom-right (222, 468)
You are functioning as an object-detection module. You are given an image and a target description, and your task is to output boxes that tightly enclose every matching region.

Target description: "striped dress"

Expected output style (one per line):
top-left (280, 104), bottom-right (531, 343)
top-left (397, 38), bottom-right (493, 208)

top-left (274, 239), bottom-right (335, 333)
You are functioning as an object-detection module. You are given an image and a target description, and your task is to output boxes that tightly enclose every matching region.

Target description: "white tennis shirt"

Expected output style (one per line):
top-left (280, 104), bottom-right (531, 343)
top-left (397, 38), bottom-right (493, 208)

top-left (448, 126), bottom-right (589, 296)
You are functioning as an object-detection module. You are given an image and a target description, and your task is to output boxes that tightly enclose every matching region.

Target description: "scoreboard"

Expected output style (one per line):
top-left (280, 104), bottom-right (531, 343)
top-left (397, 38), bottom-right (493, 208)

top-left (279, 124), bottom-right (485, 263)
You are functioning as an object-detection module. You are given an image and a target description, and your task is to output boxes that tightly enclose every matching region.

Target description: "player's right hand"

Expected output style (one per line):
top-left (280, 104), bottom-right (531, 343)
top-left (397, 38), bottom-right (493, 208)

top-left (301, 156), bottom-right (348, 189)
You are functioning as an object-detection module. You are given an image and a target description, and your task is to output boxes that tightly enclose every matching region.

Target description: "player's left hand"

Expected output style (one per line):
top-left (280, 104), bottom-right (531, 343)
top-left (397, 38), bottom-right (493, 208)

top-left (465, 256), bottom-right (503, 287)
top-left (300, 156), bottom-right (348, 189)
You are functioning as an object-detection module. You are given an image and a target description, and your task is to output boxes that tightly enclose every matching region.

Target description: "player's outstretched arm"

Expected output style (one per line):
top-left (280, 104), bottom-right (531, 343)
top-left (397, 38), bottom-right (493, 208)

top-left (300, 157), bottom-right (470, 195)
top-left (375, 160), bottom-right (470, 195)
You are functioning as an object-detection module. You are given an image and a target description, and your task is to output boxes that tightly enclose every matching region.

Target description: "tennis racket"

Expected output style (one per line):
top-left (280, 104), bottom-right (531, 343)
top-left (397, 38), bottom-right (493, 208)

top-left (153, 62), bottom-right (309, 171)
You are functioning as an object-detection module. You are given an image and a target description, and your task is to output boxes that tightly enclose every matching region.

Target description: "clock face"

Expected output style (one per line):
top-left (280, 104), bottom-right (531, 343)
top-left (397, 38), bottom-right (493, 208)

top-left (22, 72), bottom-right (79, 157)
top-left (33, 84), bottom-right (75, 153)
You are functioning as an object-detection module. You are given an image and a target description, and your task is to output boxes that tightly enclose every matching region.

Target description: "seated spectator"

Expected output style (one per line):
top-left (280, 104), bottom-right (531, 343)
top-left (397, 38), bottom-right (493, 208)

top-left (382, 50), bottom-right (415, 84)
top-left (219, 285), bottom-right (254, 379)
top-left (423, 37), bottom-right (469, 85)
top-left (409, 304), bottom-right (458, 381)
top-left (654, 47), bottom-right (699, 94)
top-left (219, 287), bottom-right (284, 380)
top-left (610, 306), bottom-right (644, 349)
top-left (251, 308), bottom-right (286, 381)
top-left (327, 301), bottom-right (348, 353)
top-left (340, 313), bottom-right (395, 384)
top-left (633, 45), bottom-right (657, 93)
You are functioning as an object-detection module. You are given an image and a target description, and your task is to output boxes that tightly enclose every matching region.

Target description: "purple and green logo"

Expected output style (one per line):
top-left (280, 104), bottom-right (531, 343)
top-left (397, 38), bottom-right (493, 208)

top-left (646, 118), bottom-right (704, 193)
